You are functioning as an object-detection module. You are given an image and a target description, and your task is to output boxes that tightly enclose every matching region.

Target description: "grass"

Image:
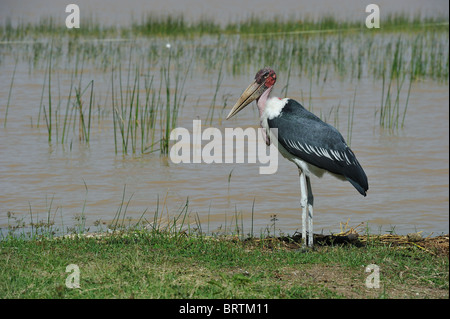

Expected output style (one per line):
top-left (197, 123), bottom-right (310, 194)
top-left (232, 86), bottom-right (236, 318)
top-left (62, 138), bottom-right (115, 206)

top-left (0, 227), bottom-right (448, 299)
top-left (1, 198), bottom-right (448, 299)
top-left (1, 188), bottom-right (448, 299)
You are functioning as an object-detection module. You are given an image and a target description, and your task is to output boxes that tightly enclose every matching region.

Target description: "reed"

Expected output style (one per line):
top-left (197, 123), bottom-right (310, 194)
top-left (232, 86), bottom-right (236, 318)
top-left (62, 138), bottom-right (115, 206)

top-left (3, 57), bottom-right (17, 128)
top-left (111, 57), bottom-right (148, 154)
top-left (74, 80), bottom-right (94, 143)
top-left (110, 46), bottom-right (189, 155)
top-left (43, 42), bottom-right (53, 142)
top-left (159, 48), bottom-right (190, 155)
top-left (1, 13), bottom-right (447, 154)
top-left (61, 72), bottom-right (75, 144)
top-left (206, 48), bottom-right (226, 125)
top-left (109, 185), bottom-right (134, 232)
top-left (377, 36), bottom-right (415, 131)
top-left (347, 89), bottom-right (356, 146)
top-left (1, 13), bottom-right (448, 40)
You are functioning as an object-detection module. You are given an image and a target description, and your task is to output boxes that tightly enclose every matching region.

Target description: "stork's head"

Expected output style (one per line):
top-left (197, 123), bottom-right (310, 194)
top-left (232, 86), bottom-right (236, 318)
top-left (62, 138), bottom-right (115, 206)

top-left (226, 67), bottom-right (277, 120)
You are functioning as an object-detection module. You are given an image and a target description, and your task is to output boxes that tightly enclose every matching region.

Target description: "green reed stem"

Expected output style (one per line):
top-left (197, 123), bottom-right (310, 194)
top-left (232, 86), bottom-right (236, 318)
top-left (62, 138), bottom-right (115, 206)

top-left (3, 57), bottom-right (18, 128)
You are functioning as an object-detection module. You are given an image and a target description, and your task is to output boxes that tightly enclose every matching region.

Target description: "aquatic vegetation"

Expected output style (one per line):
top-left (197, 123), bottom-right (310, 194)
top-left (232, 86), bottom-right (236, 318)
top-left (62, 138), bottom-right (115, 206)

top-left (0, 14), bottom-right (448, 150)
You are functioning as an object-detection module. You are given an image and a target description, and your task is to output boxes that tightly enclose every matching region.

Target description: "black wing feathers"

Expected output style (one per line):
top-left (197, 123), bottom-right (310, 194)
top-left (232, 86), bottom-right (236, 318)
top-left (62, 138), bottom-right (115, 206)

top-left (268, 99), bottom-right (368, 196)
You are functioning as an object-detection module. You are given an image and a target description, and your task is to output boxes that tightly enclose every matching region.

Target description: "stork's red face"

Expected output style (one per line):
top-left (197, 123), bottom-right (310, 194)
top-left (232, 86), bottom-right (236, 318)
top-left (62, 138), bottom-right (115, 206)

top-left (255, 68), bottom-right (277, 87)
top-left (226, 68), bottom-right (277, 120)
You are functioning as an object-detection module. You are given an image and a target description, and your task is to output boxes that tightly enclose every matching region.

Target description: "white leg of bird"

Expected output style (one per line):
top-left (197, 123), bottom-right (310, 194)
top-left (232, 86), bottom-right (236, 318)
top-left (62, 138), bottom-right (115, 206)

top-left (306, 176), bottom-right (314, 247)
top-left (299, 170), bottom-right (308, 247)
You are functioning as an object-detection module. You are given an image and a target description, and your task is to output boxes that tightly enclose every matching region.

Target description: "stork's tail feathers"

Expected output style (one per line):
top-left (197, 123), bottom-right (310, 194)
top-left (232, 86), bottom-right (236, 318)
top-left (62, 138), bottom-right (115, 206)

top-left (345, 164), bottom-right (368, 196)
top-left (347, 177), bottom-right (368, 196)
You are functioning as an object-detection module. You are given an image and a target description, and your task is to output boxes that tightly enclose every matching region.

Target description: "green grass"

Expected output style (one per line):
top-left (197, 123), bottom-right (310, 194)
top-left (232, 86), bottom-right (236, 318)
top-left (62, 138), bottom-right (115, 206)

top-left (0, 229), bottom-right (448, 299)
top-left (1, 197), bottom-right (448, 299)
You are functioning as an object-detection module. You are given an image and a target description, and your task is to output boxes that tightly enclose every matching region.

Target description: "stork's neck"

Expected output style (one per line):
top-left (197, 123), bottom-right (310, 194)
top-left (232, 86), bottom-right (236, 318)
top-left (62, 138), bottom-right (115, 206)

top-left (256, 86), bottom-right (274, 118)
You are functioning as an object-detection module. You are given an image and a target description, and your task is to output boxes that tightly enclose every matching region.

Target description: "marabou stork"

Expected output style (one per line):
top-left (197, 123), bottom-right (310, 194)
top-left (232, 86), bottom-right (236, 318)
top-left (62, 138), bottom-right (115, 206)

top-left (226, 68), bottom-right (368, 247)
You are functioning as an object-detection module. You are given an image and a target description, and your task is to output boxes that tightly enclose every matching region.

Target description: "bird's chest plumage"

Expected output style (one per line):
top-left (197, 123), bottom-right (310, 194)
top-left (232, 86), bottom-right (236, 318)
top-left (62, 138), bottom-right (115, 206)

top-left (260, 97), bottom-right (288, 146)
top-left (260, 96), bottom-right (288, 137)
top-left (261, 97), bottom-right (289, 121)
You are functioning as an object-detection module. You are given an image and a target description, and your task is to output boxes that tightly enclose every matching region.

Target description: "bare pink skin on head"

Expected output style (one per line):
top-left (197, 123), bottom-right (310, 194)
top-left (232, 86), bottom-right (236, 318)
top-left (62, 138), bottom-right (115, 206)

top-left (226, 67), bottom-right (277, 145)
top-left (257, 85), bottom-right (274, 118)
top-left (258, 86), bottom-right (274, 145)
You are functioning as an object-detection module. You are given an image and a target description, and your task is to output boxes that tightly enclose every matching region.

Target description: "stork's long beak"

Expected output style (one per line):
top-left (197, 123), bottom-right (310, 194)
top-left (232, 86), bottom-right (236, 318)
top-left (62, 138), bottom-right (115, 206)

top-left (226, 80), bottom-right (266, 120)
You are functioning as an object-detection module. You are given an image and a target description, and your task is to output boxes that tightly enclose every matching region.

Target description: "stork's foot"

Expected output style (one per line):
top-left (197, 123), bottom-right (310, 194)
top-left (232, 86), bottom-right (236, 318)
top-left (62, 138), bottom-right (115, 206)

top-left (303, 233), bottom-right (315, 249)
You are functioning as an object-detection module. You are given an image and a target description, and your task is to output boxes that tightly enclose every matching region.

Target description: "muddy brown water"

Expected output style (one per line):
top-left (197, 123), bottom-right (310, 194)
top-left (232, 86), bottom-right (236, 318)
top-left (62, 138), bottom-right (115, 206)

top-left (0, 1), bottom-right (448, 236)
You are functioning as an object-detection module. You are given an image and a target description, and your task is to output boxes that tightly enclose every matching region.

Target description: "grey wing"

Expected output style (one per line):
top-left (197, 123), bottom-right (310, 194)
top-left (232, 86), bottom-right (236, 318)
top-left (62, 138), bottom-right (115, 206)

top-left (268, 114), bottom-right (368, 196)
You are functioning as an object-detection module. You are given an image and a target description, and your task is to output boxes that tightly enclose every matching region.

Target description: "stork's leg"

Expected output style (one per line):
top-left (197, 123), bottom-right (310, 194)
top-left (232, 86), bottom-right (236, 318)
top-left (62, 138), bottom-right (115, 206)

top-left (306, 176), bottom-right (314, 247)
top-left (299, 170), bottom-right (308, 247)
